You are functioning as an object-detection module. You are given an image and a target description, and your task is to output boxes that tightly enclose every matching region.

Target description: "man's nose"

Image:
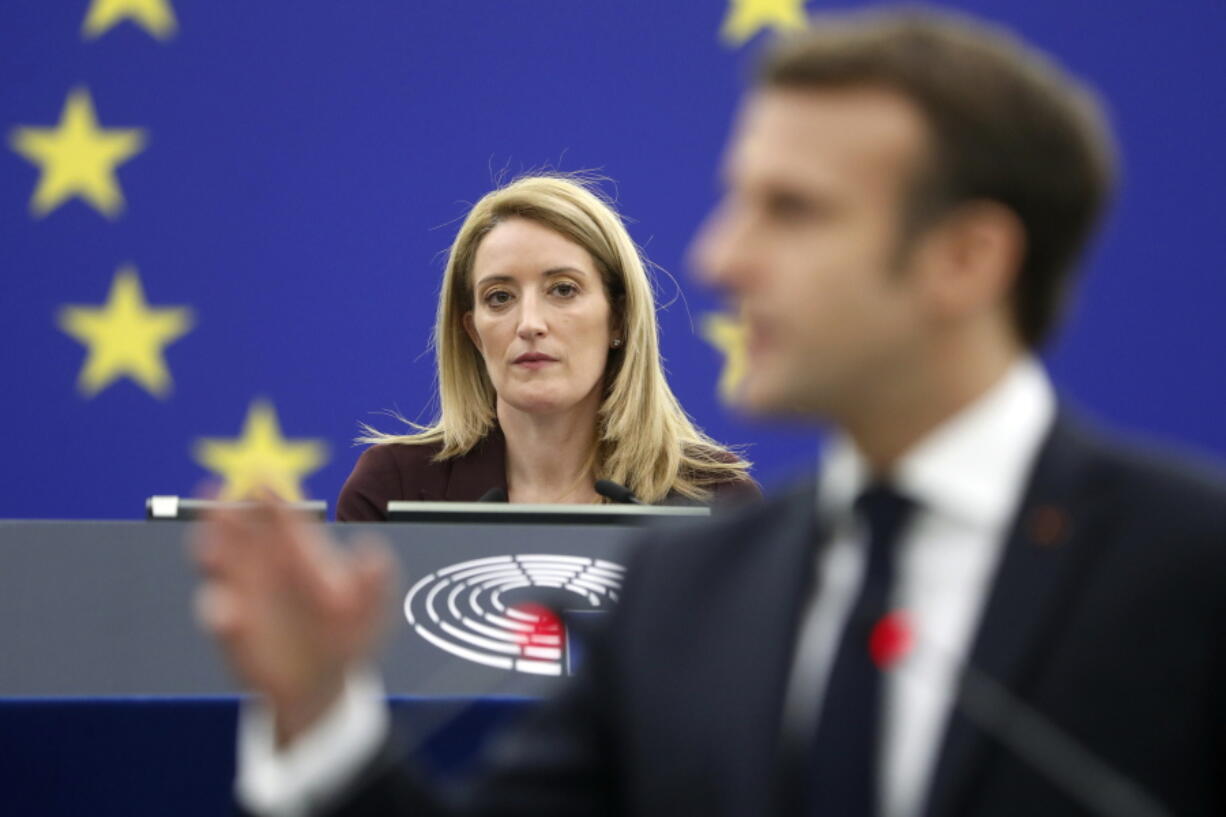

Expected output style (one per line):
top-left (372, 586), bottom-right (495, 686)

top-left (689, 203), bottom-right (753, 295)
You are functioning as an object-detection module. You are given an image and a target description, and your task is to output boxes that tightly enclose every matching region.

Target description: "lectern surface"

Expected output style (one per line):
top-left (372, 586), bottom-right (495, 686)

top-left (0, 518), bottom-right (671, 697)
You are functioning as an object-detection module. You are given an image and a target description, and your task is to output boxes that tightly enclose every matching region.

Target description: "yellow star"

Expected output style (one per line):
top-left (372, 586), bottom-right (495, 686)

top-left (701, 312), bottom-right (749, 403)
top-left (721, 0), bottom-right (808, 46)
top-left (83, 0), bottom-right (178, 40)
top-left (57, 265), bottom-right (194, 399)
top-left (9, 88), bottom-right (147, 219)
top-left (194, 401), bottom-right (329, 502)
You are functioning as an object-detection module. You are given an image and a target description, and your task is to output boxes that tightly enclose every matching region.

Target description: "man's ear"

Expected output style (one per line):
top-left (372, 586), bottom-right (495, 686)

top-left (462, 312), bottom-right (482, 352)
top-left (914, 200), bottom-right (1024, 321)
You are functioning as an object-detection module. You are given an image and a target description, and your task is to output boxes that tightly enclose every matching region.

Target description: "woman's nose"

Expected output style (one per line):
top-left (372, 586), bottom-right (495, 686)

top-left (516, 295), bottom-right (547, 339)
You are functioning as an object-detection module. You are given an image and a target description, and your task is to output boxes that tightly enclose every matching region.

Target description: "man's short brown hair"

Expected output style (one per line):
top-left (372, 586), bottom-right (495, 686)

top-left (759, 7), bottom-right (1117, 347)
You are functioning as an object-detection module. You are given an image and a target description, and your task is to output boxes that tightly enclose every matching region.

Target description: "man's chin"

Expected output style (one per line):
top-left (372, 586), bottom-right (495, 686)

top-left (731, 376), bottom-right (814, 420)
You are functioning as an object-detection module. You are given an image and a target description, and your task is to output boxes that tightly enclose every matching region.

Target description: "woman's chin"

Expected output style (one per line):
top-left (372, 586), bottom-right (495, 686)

top-left (499, 389), bottom-right (592, 418)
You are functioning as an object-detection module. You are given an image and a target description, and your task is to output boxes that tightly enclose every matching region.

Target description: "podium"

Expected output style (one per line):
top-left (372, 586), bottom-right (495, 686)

top-left (0, 516), bottom-right (684, 816)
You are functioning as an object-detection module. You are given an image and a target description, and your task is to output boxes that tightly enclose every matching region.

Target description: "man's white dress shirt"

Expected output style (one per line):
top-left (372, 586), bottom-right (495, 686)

top-left (240, 358), bottom-right (1056, 817)
top-left (238, 669), bottom-right (389, 817)
top-left (786, 357), bottom-right (1055, 817)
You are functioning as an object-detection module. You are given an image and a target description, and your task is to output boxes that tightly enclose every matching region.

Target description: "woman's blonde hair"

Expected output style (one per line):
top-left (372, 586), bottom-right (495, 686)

top-left (362, 173), bottom-right (750, 503)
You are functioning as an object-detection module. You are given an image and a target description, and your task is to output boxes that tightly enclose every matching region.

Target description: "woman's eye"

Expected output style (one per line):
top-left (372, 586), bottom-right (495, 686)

top-left (484, 290), bottom-right (512, 306)
top-left (551, 282), bottom-right (578, 297)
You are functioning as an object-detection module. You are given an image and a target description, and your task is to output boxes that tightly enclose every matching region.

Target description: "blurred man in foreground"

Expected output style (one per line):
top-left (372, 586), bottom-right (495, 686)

top-left (194, 7), bottom-right (1226, 817)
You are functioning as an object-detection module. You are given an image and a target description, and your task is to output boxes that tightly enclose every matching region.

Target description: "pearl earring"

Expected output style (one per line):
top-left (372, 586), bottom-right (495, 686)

top-left (611, 338), bottom-right (623, 348)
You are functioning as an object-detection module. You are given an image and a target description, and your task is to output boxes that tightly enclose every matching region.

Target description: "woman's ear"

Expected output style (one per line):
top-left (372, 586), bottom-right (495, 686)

top-left (609, 296), bottom-right (626, 347)
top-left (462, 311), bottom-right (482, 352)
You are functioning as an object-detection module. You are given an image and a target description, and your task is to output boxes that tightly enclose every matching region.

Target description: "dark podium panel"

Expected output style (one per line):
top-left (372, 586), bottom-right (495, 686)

top-left (0, 517), bottom-right (703, 817)
top-left (0, 697), bottom-right (538, 817)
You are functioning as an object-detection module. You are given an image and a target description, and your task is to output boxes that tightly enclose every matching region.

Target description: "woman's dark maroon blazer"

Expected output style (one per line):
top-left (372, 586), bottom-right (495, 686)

top-left (336, 426), bottom-right (762, 521)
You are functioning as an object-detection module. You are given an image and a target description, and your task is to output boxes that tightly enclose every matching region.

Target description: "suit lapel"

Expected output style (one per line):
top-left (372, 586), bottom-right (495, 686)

top-left (923, 412), bottom-right (1119, 817)
top-left (722, 482), bottom-right (831, 815)
top-left (660, 480), bottom-right (821, 816)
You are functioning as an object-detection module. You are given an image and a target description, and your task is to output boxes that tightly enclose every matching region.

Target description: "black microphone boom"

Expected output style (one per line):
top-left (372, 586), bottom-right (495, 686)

top-left (880, 622), bottom-right (1176, 817)
top-left (594, 479), bottom-right (643, 505)
top-left (953, 660), bottom-right (1173, 817)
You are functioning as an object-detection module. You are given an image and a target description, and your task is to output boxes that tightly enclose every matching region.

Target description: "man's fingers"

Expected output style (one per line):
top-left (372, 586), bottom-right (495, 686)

top-left (194, 582), bottom-right (241, 637)
top-left (192, 510), bottom-right (255, 584)
top-left (346, 533), bottom-right (398, 651)
top-left (261, 496), bottom-right (346, 604)
top-left (190, 494), bottom-right (399, 686)
top-left (189, 528), bottom-right (223, 576)
top-left (352, 537), bottom-right (395, 610)
top-left (351, 533), bottom-right (395, 583)
top-left (202, 503), bottom-right (264, 554)
top-left (195, 510), bottom-right (285, 596)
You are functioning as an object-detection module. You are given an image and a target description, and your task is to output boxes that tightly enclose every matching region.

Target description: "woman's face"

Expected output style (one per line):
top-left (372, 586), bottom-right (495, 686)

top-left (464, 217), bottom-right (616, 418)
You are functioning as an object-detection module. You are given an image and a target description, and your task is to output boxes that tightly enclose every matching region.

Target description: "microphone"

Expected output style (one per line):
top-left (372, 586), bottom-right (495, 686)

top-left (477, 486), bottom-right (507, 502)
top-left (595, 479), bottom-right (643, 505)
top-left (869, 612), bottom-right (1176, 817)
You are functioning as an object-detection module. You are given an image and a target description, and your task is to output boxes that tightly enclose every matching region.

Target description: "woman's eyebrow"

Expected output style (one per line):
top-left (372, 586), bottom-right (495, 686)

top-left (475, 267), bottom-right (588, 288)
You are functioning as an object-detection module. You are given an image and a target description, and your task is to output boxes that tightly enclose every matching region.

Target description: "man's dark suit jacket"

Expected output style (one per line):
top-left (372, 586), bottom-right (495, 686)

top-left (322, 414), bottom-right (1226, 817)
top-left (335, 426), bottom-right (762, 520)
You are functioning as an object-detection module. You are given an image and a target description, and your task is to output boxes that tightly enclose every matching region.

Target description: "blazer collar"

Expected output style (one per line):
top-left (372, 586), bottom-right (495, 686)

top-left (818, 357), bottom-right (1055, 531)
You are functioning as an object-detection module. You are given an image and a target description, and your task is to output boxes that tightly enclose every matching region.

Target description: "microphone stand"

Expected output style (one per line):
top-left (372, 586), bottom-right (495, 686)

top-left (874, 615), bottom-right (1177, 817)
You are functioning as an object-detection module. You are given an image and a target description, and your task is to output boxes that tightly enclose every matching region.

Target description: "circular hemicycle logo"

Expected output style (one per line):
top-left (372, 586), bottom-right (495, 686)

top-left (403, 554), bottom-right (626, 676)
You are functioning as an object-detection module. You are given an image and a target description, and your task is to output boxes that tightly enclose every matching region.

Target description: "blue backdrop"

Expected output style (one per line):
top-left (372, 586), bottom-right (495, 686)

top-left (3, 0), bottom-right (1225, 518)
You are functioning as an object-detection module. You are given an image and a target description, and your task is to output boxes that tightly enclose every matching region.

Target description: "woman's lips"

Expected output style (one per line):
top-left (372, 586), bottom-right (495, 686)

top-left (513, 353), bottom-right (557, 369)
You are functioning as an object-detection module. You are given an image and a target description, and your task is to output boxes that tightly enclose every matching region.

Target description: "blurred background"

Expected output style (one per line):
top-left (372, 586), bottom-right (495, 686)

top-left (3, 0), bottom-right (1224, 519)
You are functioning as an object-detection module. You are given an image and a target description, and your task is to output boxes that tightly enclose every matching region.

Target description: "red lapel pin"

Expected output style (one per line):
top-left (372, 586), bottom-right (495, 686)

top-left (1028, 504), bottom-right (1069, 548)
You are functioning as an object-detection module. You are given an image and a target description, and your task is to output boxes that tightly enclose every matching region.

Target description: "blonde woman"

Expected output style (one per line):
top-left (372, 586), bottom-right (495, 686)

top-left (337, 174), bottom-right (758, 519)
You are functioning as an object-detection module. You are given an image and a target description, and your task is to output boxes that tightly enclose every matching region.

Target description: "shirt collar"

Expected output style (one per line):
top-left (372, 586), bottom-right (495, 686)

top-left (817, 357), bottom-right (1056, 531)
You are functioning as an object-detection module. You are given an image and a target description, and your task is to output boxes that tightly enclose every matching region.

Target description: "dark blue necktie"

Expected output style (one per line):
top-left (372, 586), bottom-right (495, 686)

top-left (809, 483), bottom-right (915, 817)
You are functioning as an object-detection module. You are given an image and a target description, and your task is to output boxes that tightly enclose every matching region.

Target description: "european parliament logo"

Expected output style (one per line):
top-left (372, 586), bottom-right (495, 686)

top-left (403, 554), bottom-right (625, 676)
